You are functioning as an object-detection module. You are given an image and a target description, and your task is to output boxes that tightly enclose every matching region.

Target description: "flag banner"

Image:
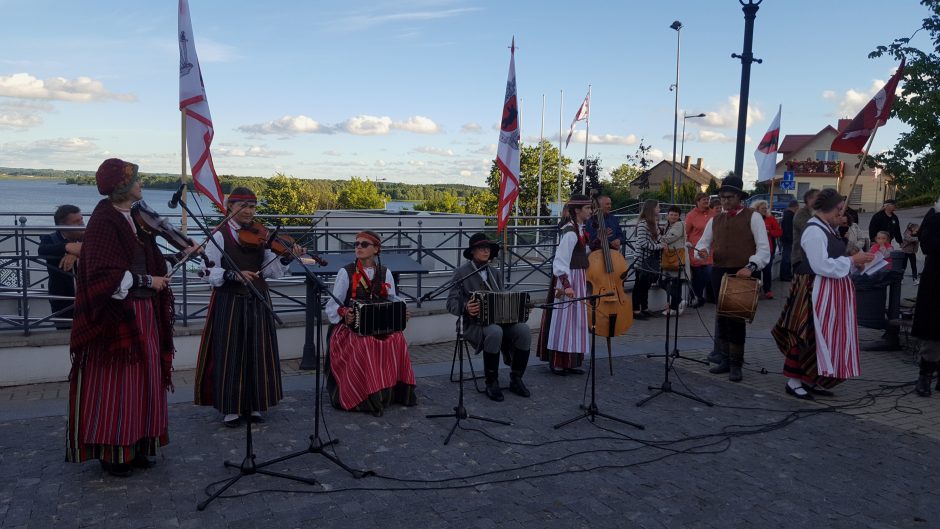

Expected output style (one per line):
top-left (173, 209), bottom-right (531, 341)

top-left (754, 104), bottom-right (781, 182)
top-left (179, 0), bottom-right (224, 210)
top-left (831, 58), bottom-right (905, 154)
top-left (565, 91), bottom-right (590, 148)
top-left (496, 39), bottom-right (520, 233)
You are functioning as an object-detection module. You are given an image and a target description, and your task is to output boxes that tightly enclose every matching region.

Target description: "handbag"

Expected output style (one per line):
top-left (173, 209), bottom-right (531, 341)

top-left (661, 247), bottom-right (686, 272)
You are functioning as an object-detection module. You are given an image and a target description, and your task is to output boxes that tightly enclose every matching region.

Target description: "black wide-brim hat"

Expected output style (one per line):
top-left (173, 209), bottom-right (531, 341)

top-left (463, 232), bottom-right (500, 260)
top-left (718, 175), bottom-right (749, 200)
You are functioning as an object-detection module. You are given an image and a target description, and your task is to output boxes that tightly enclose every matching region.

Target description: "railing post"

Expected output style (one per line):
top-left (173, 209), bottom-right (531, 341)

top-left (180, 262), bottom-right (189, 327)
top-left (415, 220), bottom-right (423, 307)
top-left (16, 217), bottom-right (30, 335)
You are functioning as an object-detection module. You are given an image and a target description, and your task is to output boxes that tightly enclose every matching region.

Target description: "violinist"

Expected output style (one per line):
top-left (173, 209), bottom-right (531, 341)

top-left (193, 187), bottom-right (303, 428)
top-left (67, 158), bottom-right (184, 477)
top-left (536, 194), bottom-right (593, 375)
top-left (323, 231), bottom-right (417, 416)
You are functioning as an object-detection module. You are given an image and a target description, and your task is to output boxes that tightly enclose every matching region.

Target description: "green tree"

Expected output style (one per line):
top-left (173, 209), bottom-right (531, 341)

top-left (336, 177), bottom-right (390, 209)
top-left (413, 191), bottom-right (463, 213)
top-left (570, 156), bottom-right (602, 196)
top-left (487, 140), bottom-right (576, 218)
top-left (463, 191), bottom-right (497, 216)
top-left (606, 163), bottom-right (642, 208)
top-left (256, 173), bottom-right (334, 225)
top-left (870, 3), bottom-right (940, 199)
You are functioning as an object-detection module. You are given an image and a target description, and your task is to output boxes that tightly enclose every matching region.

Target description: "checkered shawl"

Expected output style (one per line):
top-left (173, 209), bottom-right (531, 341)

top-left (69, 199), bottom-right (175, 385)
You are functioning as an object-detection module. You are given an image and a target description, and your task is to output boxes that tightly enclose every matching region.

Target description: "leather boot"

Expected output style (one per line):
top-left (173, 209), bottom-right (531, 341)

top-left (508, 348), bottom-right (530, 397)
top-left (728, 343), bottom-right (744, 382)
top-left (509, 372), bottom-right (530, 397)
top-left (484, 370), bottom-right (504, 401)
top-left (706, 340), bottom-right (727, 365)
top-left (915, 359), bottom-right (936, 397)
top-left (708, 340), bottom-right (730, 374)
top-left (936, 362), bottom-right (940, 391)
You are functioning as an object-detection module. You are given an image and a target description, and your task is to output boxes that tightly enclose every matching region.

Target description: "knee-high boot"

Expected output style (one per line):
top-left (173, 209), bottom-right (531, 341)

top-left (708, 340), bottom-right (730, 374)
top-left (728, 343), bottom-right (744, 382)
top-left (509, 347), bottom-right (531, 397)
top-left (915, 358), bottom-right (937, 397)
top-left (483, 352), bottom-right (504, 401)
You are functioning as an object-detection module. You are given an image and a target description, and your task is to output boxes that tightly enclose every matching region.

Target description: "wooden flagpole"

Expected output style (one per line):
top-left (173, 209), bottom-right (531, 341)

top-left (180, 111), bottom-right (189, 235)
top-left (581, 85), bottom-right (591, 195)
top-left (557, 89), bottom-right (563, 215)
top-left (845, 125), bottom-right (880, 201)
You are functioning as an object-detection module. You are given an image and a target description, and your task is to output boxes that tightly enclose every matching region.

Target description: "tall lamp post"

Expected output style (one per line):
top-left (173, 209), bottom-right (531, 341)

top-left (680, 112), bottom-right (706, 166)
top-left (731, 0), bottom-right (763, 180)
top-left (668, 20), bottom-right (682, 205)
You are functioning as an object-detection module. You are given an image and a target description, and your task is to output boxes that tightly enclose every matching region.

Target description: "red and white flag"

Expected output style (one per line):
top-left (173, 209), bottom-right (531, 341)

top-left (178, 0), bottom-right (224, 210)
top-left (565, 90), bottom-right (590, 148)
top-left (831, 58), bottom-right (905, 154)
top-left (496, 38), bottom-right (520, 233)
top-left (754, 104), bottom-right (781, 182)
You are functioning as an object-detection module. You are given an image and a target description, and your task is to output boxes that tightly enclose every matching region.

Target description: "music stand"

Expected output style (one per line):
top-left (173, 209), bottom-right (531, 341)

top-left (421, 264), bottom-right (511, 445)
top-left (552, 293), bottom-right (644, 431)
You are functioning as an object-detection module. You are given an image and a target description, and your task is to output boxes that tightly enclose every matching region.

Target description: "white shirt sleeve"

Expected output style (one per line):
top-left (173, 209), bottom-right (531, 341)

top-left (203, 231), bottom-right (227, 287)
top-left (325, 268), bottom-right (349, 324)
top-left (694, 218), bottom-right (714, 254)
top-left (553, 230), bottom-right (577, 278)
top-left (385, 268), bottom-right (398, 298)
top-left (748, 211), bottom-right (771, 269)
top-left (802, 221), bottom-right (852, 278)
top-left (261, 249), bottom-right (289, 279)
top-left (111, 271), bottom-right (134, 300)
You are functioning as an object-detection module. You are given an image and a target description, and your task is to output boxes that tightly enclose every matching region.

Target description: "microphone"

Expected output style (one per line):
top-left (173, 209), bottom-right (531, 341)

top-left (167, 184), bottom-right (186, 209)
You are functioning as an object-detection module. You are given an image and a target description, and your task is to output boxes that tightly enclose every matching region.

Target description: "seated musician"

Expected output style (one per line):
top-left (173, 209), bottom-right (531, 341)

top-left (324, 231), bottom-right (417, 416)
top-left (446, 233), bottom-right (530, 401)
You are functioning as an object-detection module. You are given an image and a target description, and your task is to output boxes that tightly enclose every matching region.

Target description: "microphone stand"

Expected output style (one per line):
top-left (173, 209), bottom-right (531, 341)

top-left (635, 250), bottom-right (713, 408)
top-left (550, 292), bottom-right (644, 431)
top-left (422, 263), bottom-right (511, 445)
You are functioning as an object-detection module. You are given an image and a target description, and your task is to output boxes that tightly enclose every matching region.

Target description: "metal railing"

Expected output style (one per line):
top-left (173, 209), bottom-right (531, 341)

top-left (0, 209), bottom-right (659, 336)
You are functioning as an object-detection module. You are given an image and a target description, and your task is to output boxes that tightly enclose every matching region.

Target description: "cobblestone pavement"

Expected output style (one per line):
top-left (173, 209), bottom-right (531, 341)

top-left (1, 278), bottom-right (938, 528)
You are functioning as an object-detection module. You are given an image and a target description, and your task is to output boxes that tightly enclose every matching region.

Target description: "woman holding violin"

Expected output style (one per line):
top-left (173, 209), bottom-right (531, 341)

top-left (67, 158), bottom-right (190, 477)
top-left (193, 187), bottom-right (303, 428)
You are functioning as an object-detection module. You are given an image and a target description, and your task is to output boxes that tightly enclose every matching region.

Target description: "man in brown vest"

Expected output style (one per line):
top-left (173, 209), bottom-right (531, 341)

top-left (694, 175), bottom-right (771, 381)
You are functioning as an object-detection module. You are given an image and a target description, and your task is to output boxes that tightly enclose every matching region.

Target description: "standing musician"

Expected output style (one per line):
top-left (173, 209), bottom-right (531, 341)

top-left (324, 231), bottom-right (417, 416)
top-left (194, 187), bottom-right (303, 428)
top-left (67, 158), bottom-right (187, 477)
top-left (446, 233), bottom-right (531, 401)
top-left (586, 195), bottom-right (625, 251)
top-left (537, 194), bottom-right (594, 375)
top-left (772, 189), bottom-right (873, 399)
top-left (694, 175), bottom-right (770, 382)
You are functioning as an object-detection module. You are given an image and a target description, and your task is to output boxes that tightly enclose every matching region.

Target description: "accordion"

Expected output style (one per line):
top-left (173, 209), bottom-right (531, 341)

top-left (350, 299), bottom-right (407, 336)
top-left (469, 291), bottom-right (531, 326)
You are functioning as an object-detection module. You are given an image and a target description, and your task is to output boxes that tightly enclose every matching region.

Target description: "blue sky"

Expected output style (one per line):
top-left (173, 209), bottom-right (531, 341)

top-left (0, 0), bottom-right (928, 189)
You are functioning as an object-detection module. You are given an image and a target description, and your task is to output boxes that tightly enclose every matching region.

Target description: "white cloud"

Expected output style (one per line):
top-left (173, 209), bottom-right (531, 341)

top-left (322, 149), bottom-right (342, 156)
top-left (1, 137), bottom-right (100, 162)
top-left (239, 114), bottom-right (442, 136)
top-left (193, 37), bottom-right (238, 63)
top-left (408, 160), bottom-right (426, 166)
top-left (237, 115), bottom-right (323, 135)
top-left (334, 7), bottom-right (481, 31)
top-left (648, 148), bottom-right (665, 161)
top-left (461, 122), bottom-right (482, 134)
top-left (0, 73), bottom-right (136, 102)
top-left (567, 130), bottom-right (638, 146)
top-left (392, 115), bottom-right (441, 134)
top-left (703, 95), bottom-right (762, 128)
top-left (375, 159), bottom-right (387, 167)
top-left (413, 146), bottom-right (455, 156)
top-left (340, 115), bottom-right (393, 135)
top-left (472, 144), bottom-right (497, 155)
top-left (214, 144), bottom-right (290, 158)
top-left (459, 170), bottom-right (472, 177)
top-left (823, 79), bottom-right (887, 117)
top-left (698, 130), bottom-right (735, 143)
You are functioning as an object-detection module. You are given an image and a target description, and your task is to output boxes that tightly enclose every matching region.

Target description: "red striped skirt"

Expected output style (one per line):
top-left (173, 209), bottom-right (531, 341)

top-left (537, 270), bottom-right (587, 369)
top-left (66, 298), bottom-right (169, 463)
top-left (327, 324), bottom-right (417, 412)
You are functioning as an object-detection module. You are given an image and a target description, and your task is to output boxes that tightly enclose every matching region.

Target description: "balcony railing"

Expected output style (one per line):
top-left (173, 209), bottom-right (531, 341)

top-left (784, 160), bottom-right (844, 175)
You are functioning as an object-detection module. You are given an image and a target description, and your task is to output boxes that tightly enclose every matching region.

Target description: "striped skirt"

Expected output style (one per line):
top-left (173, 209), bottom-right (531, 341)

top-left (326, 324), bottom-right (417, 413)
top-left (66, 298), bottom-right (169, 464)
top-left (194, 290), bottom-right (283, 415)
top-left (772, 273), bottom-right (859, 389)
top-left (537, 269), bottom-right (588, 369)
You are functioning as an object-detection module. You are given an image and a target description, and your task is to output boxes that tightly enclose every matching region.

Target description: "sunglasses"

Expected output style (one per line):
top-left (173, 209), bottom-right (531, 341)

top-left (353, 241), bottom-right (376, 248)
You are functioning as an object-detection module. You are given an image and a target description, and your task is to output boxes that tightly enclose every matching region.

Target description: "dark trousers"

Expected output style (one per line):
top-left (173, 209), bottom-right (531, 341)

top-left (465, 322), bottom-right (531, 379)
top-left (633, 272), bottom-right (653, 311)
top-left (779, 243), bottom-right (793, 281)
top-left (903, 253), bottom-right (919, 279)
top-left (711, 267), bottom-right (746, 345)
top-left (760, 262), bottom-right (773, 294)
top-left (665, 276), bottom-right (683, 310)
top-left (48, 299), bottom-right (74, 329)
top-left (690, 265), bottom-right (710, 302)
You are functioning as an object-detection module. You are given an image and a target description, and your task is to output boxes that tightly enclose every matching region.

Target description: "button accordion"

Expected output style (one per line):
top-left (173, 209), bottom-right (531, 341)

top-left (469, 291), bottom-right (531, 325)
top-left (349, 299), bottom-right (407, 336)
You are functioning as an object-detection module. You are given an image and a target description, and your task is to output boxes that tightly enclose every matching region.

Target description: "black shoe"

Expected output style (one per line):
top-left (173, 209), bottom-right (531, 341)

top-left (802, 384), bottom-right (834, 397)
top-left (485, 381), bottom-right (504, 402)
top-left (130, 453), bottom-right (156, 469)
top-left (915, 375), bottom-right (932, 397)
top-left (708, 359), bottom-right (730, 374)
top-left (786, 384), bottom-right (814, 400)
top-left (223, 416), bottom-right (242, 428)
top-left (640, 310), bottom-right (654, 319)
top-left (549, 366), bottom-right (567, 376)
top-left (370, 409), bottom-right (384, 417)
top-left (633, 311), bottom-right (648, 321)
top-left (249, 413), bottom-right (264, 424)
top-left (564, 368), bottom-right (585, 375)
top-left (100, 461), bottom-right (132, 478)
top-left (705, 350), bottom-right (724, 364)
top-left (509, 376), bottom-right (530, 397)
top-left (729, 364), bottom-right (743, 382)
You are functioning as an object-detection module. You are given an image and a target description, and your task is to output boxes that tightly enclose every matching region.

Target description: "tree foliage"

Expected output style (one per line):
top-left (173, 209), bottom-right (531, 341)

top-left (870, 0), bottom-right (940, 198)
top-left (336, 177), bottom-right (390, 209)
top-left (487, 140), bottom-right (576, 217)
top-left (569, 156), bottom-right (602, 196)
top-left (256, 173), bottom-right (335, 225)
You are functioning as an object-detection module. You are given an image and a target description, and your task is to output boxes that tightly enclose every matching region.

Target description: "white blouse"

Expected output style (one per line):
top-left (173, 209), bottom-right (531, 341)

top-left (802, 217), bottom-right (852, 279)
top-left (325, 266), bottom-right (398, 324)
top-left (202, 220), bottom-right (289, 287)
top-left (553, 223), bottom-right (590, 279)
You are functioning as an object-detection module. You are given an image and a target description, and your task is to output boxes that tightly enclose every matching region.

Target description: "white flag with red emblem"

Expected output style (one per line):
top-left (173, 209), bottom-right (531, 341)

top-left (565, 91), bottom-right (590, 148)
top-left (831, 58), bottom-right (905, 154)
top-left (496, 39), bottom-right (520, 233)
top-left (754, 104), bottom-right (781, 182)
top-left (178, 0), bottom-right (224, 210)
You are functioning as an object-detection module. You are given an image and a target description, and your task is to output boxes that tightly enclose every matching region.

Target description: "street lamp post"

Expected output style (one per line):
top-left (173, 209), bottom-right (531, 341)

top-left (680, 112), bottom-right (706, 167)
top-left (669, 20), bottom-right (682, 205)
top-left (731, 0), bottom-right (763, 180)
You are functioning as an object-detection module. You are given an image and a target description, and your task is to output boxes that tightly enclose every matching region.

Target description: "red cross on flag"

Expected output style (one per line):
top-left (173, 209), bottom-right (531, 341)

top-left (754, 105), bottom-right (781, 182)
top-left (831, 58), bottom-right (905, 154)
top-left (496, 38), bottom-right (520, 233)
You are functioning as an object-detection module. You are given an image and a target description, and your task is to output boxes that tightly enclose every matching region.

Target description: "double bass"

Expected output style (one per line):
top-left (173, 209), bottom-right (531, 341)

top-left (585, 193), bottom-right (633, 374)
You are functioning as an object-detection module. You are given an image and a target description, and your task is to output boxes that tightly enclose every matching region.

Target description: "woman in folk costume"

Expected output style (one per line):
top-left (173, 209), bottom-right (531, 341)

top-left (537, 194), bottom-right (594, 375)
top-left (324, 231), bottom-right (417, 416)
top-left (67, 158), bottom-right (183, 477)
top-left (194, 187), bottom-right (302, 428)
top-left (772, 189), bottom-right (874, 399)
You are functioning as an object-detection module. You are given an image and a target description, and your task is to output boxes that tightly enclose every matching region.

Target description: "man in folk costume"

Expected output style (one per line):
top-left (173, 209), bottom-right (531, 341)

top-left (447, 233), bottom-right (531, 401)
top-left (694, 175), bottom-right (770, 382)
top-left (913, 197), bottom-right (940, 397)
top-left (537, 194), bottom-right (594, 375)
top-left (772, 189), bottom-right (873, 399)
top-left (324, 231), bottom-right (417, 416)
top-left (194, 187), bottom-right (302, 427)
top-left (66, 158), bottom-right (180, 477)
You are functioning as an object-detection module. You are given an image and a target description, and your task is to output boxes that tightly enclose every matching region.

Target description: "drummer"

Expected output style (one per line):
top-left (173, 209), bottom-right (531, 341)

top-left (694, 175), bottom-right (770, 382)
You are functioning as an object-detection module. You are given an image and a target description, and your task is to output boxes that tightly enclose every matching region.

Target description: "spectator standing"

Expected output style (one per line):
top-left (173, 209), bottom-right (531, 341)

top-left (779, 200), bottom-right (798, 281)
top-left (868, 198), bottom-right (903, 246)
top-left (38, 205), bottom-right (84, 328)
top-left (901, 223), bottom-right (920, 285)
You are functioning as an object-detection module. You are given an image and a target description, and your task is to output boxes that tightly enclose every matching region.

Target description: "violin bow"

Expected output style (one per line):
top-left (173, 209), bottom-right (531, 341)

top-left (167, 208), bottom-right (239, 276)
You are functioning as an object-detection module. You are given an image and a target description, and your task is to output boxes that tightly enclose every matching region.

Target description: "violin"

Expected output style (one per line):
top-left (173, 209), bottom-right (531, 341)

top-left (131, 201), bottom-right (213, 269)
top-left (238, 221), bottom-right (327, 266)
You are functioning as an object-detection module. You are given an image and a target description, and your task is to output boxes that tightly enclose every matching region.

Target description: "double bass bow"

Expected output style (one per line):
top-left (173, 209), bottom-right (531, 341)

top-left (585, 191), bottom-right (633, 374)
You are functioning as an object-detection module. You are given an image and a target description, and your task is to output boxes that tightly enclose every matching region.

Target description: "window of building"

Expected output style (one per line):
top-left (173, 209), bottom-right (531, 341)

top-left (814, 150), bottom-right (839, 161)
